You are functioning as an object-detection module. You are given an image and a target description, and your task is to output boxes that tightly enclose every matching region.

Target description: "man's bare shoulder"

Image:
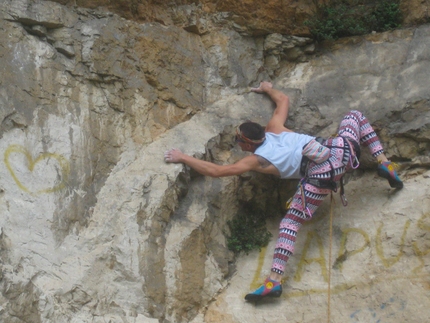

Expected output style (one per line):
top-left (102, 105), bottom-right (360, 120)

top-left (265, 126), bottom-right (293, 134)
top-left (234, 154), bottom-right (273, 172)
top-left (252, 154), bottom-right (280, 176)
top-left (256, 155), bottom-right (272, 168)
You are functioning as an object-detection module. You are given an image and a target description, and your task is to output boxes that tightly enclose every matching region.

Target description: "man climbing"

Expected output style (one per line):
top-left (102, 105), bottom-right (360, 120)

top-left (164, 81), bottom-right (403, 301)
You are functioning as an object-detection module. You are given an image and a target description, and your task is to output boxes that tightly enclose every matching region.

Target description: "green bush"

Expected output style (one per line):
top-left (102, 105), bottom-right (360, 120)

top-left (367, 1), bottom-right (402, 32)
top-left (304, 0), bottom-right (402, 41)
top-left (226, 204), bottom-right (272, 254)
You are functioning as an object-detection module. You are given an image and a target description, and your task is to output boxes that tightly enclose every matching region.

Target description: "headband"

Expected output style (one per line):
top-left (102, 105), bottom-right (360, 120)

top-left (236, 126), bottom-right (266, 145)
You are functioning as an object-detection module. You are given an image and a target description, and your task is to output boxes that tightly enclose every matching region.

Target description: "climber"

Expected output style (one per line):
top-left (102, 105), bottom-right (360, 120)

top-left (163, 81), bottom-right (403, 302)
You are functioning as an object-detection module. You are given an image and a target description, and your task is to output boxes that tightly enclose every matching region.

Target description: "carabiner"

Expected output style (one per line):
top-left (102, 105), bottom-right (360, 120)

top-left (341, 194), bottom-right (348, 207)
top-left (350, 154), bottom-right (360, 169)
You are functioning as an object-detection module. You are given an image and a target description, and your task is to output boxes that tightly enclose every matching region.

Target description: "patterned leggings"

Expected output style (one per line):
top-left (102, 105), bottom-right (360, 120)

top-left (271, 110), bottom-right (384, 275)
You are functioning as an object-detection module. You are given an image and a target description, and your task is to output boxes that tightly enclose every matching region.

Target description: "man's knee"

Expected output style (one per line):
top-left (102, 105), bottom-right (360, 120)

top-left (348, 110), bottom-right (363, 117)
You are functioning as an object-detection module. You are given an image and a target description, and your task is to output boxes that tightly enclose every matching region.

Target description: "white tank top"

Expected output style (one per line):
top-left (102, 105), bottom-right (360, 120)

top-left (254, 132), bottom-right (315, 179)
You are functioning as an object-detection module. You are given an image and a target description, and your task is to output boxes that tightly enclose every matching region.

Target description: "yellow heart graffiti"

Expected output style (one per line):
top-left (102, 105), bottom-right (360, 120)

top-left (4, 144), bottom-right (70, 194)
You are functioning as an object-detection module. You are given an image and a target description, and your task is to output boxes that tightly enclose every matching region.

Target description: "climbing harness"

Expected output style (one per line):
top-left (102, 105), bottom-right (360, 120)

top-left (299, 136), bottom-right (361, 210)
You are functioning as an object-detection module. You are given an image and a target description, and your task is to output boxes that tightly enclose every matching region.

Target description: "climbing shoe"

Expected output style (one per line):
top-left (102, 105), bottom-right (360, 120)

top-left (244, 278), bottom-right (282, 302)
top-left (377, 161), bottom-right (403, 189)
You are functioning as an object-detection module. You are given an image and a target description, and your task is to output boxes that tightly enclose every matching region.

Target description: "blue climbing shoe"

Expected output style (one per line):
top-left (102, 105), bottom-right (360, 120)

top-left (244, 278), bottom-right (282, 302)
top-left (377, 161), bottom-right (403, 189)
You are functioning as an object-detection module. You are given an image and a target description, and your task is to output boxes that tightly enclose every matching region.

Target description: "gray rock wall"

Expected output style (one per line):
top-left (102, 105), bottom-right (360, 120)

top-left (0, 1), bottom-right (429, 323)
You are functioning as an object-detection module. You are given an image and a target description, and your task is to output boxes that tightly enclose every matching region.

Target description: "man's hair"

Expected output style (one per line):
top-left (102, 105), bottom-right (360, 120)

top-left (239, 122), bottom-right (265, 141)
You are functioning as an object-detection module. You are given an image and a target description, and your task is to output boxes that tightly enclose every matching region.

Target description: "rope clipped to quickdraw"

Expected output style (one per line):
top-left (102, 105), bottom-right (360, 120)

top-left (327, 192), bottom-right (335, 323)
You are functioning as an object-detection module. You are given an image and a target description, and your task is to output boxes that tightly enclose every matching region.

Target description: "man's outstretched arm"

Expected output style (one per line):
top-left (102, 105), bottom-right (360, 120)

top-left (251, 81), bottom-right (290, 134)
top-left (164, 148), bottom-right (260, 177)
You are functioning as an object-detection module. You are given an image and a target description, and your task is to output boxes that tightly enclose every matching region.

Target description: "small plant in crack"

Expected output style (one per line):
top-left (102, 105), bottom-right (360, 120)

top-left (226, 203), bottom-right (272, 255)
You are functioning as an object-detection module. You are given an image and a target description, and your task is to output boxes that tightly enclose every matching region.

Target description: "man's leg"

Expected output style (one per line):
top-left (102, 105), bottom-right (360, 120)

top-left (337, 110), bottom-right (403, 188)
top-left (245, 183), bottom-right (330, 301)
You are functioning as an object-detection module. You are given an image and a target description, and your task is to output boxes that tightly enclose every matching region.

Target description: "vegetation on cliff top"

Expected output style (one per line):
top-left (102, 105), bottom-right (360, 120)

top-left (305, 0), bottom-right (402, 41)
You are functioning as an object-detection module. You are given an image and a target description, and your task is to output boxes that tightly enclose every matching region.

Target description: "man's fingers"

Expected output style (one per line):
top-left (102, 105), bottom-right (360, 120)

top-left (164, 149), bottom-right (172, 162)
top-left (164, 148), bottom-right (181, 163)
top-left (251, 81), bottom-right (273, 93)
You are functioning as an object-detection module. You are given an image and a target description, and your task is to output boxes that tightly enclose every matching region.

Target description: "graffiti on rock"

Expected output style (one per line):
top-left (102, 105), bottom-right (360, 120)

top-left (4, 144), bottom-right (70, 194)
top-left (250, 213), bottom-right (430, 299)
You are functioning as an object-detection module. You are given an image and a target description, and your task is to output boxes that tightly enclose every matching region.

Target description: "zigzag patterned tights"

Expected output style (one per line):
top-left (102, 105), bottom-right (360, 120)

top-left (271, 110), bottom-right (384, 275)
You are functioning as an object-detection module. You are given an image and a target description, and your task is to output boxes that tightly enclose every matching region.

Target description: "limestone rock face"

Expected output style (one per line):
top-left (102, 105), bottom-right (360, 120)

top-left (0, 1), bottom-right (429, 323)
top-left (48, 0), bottom-right (430, 36)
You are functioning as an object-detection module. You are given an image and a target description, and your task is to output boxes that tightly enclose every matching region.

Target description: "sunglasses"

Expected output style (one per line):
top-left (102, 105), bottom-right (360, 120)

top-left (235, 134), bottom-right (246, 143)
